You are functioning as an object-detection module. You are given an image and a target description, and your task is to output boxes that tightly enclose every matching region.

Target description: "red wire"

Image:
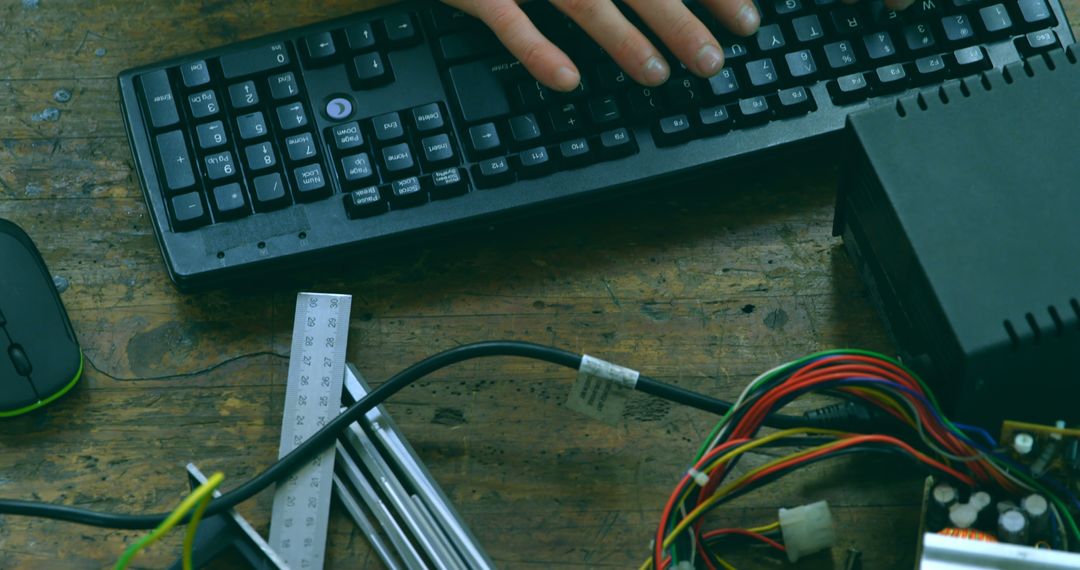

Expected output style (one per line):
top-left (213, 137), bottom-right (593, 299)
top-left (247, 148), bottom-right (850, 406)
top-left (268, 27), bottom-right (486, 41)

top-left (700, 528), bottom-right (786, 552)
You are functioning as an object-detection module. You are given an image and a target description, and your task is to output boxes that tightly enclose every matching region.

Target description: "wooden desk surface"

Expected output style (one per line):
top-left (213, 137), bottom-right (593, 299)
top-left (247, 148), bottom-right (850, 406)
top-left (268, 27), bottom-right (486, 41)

top-left (1, 1), bottom-right (1077, 568)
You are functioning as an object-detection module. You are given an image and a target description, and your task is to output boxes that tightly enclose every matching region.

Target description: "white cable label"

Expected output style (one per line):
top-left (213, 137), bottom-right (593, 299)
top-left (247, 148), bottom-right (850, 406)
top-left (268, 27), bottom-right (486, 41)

top-left (565, 355), bottom-right (639, 424)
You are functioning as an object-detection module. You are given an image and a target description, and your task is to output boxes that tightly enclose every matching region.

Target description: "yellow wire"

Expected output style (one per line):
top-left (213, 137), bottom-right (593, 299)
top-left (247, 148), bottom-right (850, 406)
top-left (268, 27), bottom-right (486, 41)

top-left (641, 430), bottom-right (847, 570)
top-left (115, 472), bottom-right (225, 570)
top-left (182, 486), bottom-right (217, 570)
top-left (746, 521), bottom-right (780, 534)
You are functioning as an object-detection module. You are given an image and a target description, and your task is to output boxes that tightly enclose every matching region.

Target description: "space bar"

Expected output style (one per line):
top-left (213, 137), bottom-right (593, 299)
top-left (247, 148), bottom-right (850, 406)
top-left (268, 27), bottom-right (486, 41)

top-left (219, 41), bottom-right (291, 79)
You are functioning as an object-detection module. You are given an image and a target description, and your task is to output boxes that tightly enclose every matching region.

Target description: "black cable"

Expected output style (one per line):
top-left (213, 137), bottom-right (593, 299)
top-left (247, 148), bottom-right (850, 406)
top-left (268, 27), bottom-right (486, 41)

top-left (0, 341), bottom-right (830, 529)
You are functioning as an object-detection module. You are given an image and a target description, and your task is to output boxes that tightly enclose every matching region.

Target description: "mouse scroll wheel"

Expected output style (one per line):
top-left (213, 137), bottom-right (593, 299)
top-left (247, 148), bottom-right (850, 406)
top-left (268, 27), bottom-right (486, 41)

top-left (9, 344), bottom-right (32, 376)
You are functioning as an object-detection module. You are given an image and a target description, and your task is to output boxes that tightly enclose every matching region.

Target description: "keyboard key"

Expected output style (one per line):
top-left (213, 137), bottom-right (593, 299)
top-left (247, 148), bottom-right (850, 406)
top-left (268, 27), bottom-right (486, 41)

top-left (421, 133), bottom-right (457, 168)
top-left (473, 157), bottom-right (514, 188)
top-left (548, 103), bottom-right (583, 135)
top-left (599, 127), bottom-right (637, 159)
top-left (196, 121), bottom-right (228, 150)
top-left (774, 0), bottom-right (804, 16)
top-left (1017, 29), bottom-right (1060, 55)
top-left (978, 4), bottom-right (1013, 36)
top-left (756, 24), bottom-right (786, 52)
top-left (863, 31), bottom-right (896, 60)
top-left (170, 192), bottom-right (208, 230)
top-left (352, 52), bottom-right (391, 88)
top-left (466, 125), bottom-right (502, 161)
top-left (412, 103), bottom-right (445, 133)
top-left (902, 23), bottom-right (937, 52)
top-left (792, 14), bottom-right (826, 43)
top-left (293, 163), bottom-right (329, 201)
top-left (722, 42), bottom-right (750, 61)
top-left (346, 22), bottom-right (377, 51)
top-left (344, 186), bottom-right (386, 218)
top-left (595, 61), bottom-right (632, 91)
top-left (627, 86), bottom-right (662, 118)
top-left (155, 130), bottom-right (195, 193)
top-left (913, 0), bottom-right (945, 15)
top-left (212, 182), bottom-right (248, 219)
top-left (204, 151), bottom-right (237, 180)
top-left (509, 113), bottom-right (543, 146)
top-left (331, 122), bottom-right (365, 151)
top-left (245, 142), bottom-right (277, 171)
top-left (867, 1), bottom-right (902, 27)
top-left (737, 96), bottom-right (770, 125)
top-left (220, 42), bottom-right (290, 79)
top-left (559, 138), bottom-right (593, 168)
top-left (428, 167), bottom-right (469, 199)
top-left (384, 13), bottom-right (419, 47)
top-left (341, 153), bottom-right (376, 184)
top-left (698, 105), bottom-right (733, 133)
top-left (304, 31), bottom-right (337, 63)
top-left (785, 50), bottom-right (818, 79)
top-left (829, 72), bottom-right (870, 103)
top-left (370, 112), bottom-right (404, 143)
top-left (517, 146), bottom-right (553, 178)
top-left (269, 72), bottom-right (300, 100)
top-left (914, 54), bottom-right (948, 83)
top-left (438, 30), bottom-right (501, 63)
top-left (389, 176), bottom-right (425, 208)
top-left (1017, 0), bottom-right (1054, 27)
top-left (228, 81), bottom-right (260, 109)
top-left (448, 59), bottom-right (513, 122)
top-left (824, 41), bottom-right (859, 71)
top-left (708, 68), bottom-right (740, 98)
top-left (746, 58), bottom-right (779, 88)
top-left (660, 77), bottom-right (698, 109)
top-left (952, 45), bottom-right (990, 74)
top-left (654, 115), bottom-right (693, 147)
top-left (587, 96), bottom-right (622, 125)
top-left (276, 102), bottom-right (309, 131)
top-left (188, 90), bottom-right (220, 119)
top-left (777, 86), bottom-right (813, 116)
top-left (831, 6), bottom-right (866, 35)
top-left (517, 79), bottom-right (555, 108)
top-left (874, 63), bottom-right (908, 92)
top-left (142, 70), bottom-right (179, 128)
top-left (382, 142), bottom-right (418, 175)
top-left (429, 5), bottom-right (482, 35)
top-left (942, 14), bottom-right (975, 43)
top-left (237, 111), bottom-right (269, 140)
top-left (284, 133), bottom-right (318, 162)
top-left (180, 60), bottom-right (211, 88)
top-left (253, 172), bottom-right (289, 211)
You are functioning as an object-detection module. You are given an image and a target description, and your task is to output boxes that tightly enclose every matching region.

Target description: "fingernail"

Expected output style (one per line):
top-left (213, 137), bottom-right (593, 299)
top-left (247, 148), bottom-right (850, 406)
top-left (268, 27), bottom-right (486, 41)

top-left (553, 66), bottom-right (581, 92)
top-left (696, 44), bottom-right (723, 76)
top-left (643, 56), bottom-right (670, 85)
top-left (736, 2), bottom-right (760, 35)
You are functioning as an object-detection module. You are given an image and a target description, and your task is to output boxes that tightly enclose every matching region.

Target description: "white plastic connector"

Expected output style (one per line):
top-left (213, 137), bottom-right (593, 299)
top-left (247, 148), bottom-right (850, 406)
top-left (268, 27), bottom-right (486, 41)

top-left (687, 468), bottom-right (709, 487)
top-left (778, 500), bottom-right (836, 563)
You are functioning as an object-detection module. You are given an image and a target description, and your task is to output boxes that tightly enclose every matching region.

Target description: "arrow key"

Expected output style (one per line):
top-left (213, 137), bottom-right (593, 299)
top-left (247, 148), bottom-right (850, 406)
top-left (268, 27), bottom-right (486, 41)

top-left (303, 31), bottom-right (337, 66)
top-left (384, 13), bottom-right (419, 47)
top-left (468, 123), bottom-right (503, 156)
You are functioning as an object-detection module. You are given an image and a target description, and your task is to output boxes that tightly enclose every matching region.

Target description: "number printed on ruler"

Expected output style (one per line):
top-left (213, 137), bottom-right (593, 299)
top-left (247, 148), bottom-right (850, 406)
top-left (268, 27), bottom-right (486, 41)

top-left (271, 292), bottom-right (351, 570)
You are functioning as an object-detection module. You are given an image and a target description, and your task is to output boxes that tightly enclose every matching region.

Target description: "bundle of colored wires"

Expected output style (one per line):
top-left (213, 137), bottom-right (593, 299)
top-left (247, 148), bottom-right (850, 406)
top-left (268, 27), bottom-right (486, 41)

top-left (114, 471), bottom-right (224, 570)
top-left (645, 349), bottom-right (1080, 570)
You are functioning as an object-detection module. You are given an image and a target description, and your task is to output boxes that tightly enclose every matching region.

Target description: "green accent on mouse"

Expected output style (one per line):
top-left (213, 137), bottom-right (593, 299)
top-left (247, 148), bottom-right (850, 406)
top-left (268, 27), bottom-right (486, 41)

top-left (0, 352), bottom-right (83, 418)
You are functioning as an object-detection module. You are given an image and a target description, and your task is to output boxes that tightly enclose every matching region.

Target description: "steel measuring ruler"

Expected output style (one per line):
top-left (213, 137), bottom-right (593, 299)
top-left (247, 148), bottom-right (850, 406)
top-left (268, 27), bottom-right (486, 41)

top-left (269, 292), bottom-right (352, 569)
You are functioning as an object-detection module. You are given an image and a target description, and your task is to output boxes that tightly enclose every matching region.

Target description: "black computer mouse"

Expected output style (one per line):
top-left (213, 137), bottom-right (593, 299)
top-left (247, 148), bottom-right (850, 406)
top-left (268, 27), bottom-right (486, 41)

top-left (0, 218), bottom-right (82, 416)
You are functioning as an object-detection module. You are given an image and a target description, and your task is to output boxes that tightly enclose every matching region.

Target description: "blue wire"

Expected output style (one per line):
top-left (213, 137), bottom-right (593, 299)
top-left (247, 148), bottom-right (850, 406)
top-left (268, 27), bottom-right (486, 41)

top-left (953, 422), bottom-right (999, 448)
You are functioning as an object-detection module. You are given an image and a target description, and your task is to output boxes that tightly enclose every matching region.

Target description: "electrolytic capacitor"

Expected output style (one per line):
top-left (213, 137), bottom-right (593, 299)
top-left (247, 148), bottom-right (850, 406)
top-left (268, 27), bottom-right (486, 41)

top-left (1022, 494), bottom-right (1050, 541)
top-left (970, 491), bottom-right (993, 530)
top-left (928, 483), bottom-right (958, 531)
top-left (998, 510), bottom-right (1029, 544)
top-left (949, 504), bottom-right (979, 529)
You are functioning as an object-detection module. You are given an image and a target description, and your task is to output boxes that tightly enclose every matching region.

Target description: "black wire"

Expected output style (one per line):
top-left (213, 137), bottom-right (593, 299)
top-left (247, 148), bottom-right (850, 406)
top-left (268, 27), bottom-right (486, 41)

top-left (0, 342), bottom-right (581, 528)
top-left (0, 341), bottom-right (816, 529)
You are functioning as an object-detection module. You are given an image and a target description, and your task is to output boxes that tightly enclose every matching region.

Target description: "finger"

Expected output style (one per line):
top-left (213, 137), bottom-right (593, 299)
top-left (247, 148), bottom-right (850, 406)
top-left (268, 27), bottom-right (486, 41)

top-left (551, 0), bottom-right (671, 86)
top-left (624, 0), bottom-right (726, 78)
top-left (465, 0), bottom-right (582, 91)
top-left (698, 0), bottom-right (762, 37)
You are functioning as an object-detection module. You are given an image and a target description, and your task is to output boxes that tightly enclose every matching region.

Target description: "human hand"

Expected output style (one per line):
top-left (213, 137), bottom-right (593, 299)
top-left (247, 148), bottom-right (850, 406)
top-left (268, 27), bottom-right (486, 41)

top-left (441, 0), bottom-right (914, 92)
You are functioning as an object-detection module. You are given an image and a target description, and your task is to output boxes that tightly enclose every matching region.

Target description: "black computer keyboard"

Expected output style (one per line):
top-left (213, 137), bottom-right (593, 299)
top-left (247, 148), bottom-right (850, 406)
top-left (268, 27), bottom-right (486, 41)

top-left (118, 0), bottom-right (1074, 289)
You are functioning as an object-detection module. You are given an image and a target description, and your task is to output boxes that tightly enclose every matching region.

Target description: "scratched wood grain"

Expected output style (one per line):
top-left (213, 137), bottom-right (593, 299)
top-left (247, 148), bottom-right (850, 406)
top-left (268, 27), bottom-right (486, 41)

top-left (1, 1), bottom-right (1078, 569)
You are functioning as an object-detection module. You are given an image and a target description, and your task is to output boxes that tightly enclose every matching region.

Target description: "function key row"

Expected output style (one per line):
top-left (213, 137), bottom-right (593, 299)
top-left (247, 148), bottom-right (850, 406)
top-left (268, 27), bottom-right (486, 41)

top-left (470, 127), bottom-right (638, 189)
